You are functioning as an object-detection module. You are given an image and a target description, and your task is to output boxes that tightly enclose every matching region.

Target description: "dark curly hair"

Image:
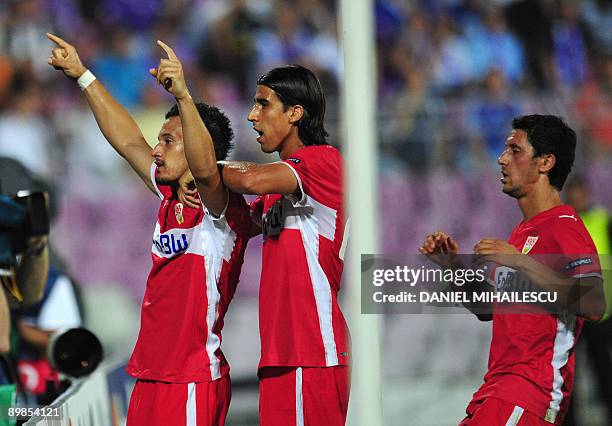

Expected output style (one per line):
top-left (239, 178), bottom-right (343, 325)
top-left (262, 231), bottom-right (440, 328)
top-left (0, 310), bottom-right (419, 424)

top-left (165, 102), bottom-right (234, 161)
top-left (512, 114), bottom-right (576, 191)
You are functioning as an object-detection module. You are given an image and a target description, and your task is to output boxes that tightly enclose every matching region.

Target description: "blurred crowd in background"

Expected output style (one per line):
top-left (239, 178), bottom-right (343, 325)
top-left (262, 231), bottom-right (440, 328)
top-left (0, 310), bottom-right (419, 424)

top-left (1, 0), bottom-right (611, 181)
top-left (0, 0), bottom-right (606, 292)
top-left (0, 0), bottom-right (611, 423)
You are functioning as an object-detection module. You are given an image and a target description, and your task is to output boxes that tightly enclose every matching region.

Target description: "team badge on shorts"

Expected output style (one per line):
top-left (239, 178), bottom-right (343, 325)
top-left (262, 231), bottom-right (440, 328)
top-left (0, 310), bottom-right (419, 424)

top-left (521, 236), bottom-right (539, 254)
top-left (175, 203), bottom-right (185, 224)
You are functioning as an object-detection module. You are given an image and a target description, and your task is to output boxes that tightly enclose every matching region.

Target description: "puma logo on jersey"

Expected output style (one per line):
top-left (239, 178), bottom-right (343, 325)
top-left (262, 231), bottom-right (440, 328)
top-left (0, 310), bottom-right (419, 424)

top-left (558, 214), bottom-right (577, 221)
top-left (153, 233), bottom-right (188, 255)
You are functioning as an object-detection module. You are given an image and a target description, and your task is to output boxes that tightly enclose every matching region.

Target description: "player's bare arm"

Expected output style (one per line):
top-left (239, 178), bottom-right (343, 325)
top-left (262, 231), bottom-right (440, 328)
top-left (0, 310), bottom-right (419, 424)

top-left (219, 161), bottom-right (298, 196)
top-left (46, 33), bottom-right (155, 194)
top-left (420, 231), bottom-right (493, 321)
top-left (0, 288), bottom-right (9, 353)
top-left (151, 40), bottom-right (228, 215)
top-left (13, 236), bottom-right (48, 307)
top-left (177, 170), bottom-right (201, 209)
top-left (474, 238), bottom-right (605, 321)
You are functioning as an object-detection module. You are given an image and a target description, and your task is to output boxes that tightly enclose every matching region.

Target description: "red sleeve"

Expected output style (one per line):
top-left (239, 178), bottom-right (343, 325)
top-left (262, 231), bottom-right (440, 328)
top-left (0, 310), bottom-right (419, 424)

top-left (223, 192), bottom-right (253, 239)
top-left (546, 220), bottom-right (602, 278)
top-left (249, 195), bottom-right (264, 227)
top-left (282, 145), bottom-right (342, 208)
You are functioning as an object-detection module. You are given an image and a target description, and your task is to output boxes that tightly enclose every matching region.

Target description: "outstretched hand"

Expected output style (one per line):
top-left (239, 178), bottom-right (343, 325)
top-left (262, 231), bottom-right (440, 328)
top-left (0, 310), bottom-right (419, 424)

top-left (149, 41), bottom-right (189, 99)
top-left (46, 33), bottom-right (87, 79)
top-left (473, 238), bottom-right (520, 267)
top-left (419, 231), bottom-right (460, 268)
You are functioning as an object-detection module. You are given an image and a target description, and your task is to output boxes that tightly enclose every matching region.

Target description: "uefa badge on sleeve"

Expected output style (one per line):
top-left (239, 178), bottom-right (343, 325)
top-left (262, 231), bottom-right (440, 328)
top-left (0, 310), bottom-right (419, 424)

top-left (521, 236), bottom-right (539, 254)
top-left (175, 203), bottom-right (185, 224)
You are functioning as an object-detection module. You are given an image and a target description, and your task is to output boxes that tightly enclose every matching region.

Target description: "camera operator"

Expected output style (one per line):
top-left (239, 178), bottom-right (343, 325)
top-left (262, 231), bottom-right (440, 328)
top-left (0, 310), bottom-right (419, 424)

top-left (0, 160), bottom-right (49, 312)
top-left (0, 156), bottom-right (49, 394)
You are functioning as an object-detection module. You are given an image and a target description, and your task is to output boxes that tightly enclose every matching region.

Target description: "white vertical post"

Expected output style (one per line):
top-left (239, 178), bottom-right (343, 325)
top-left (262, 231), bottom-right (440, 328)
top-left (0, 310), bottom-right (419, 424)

top-left (339, 0), bottom-right (383, 425)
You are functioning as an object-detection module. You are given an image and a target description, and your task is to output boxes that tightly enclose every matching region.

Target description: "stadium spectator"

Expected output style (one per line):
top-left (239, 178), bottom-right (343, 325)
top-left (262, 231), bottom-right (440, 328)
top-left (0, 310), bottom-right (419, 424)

top-left (551, 1), bottom-right (591, 90)
top-left (252, 2), bottom-right (314, 75)
top-left (47, 34), bottom-right (252, 425)
top-left (581, 0), bottom-right (612, 55)
top-left (505, 0), bottom-right (555, 90)
top-left (467, 6), bottom-right (525, 84)
top-left (0, 156), bottom-right (50, 404)
top-left (574, 55), bottom-right (612, 152)
top-left (466, 69), bottom-right (524, 161)
top-left (90, 27), bottom-right (150, 109)
top-left (196, 0), bottom-right (259, 96)
top-left (0, 167), bottom-right (85, 405)
top-left (420, 115), bottom-right (605, 424)
top-left (0, 77), bottom-right (53, 178)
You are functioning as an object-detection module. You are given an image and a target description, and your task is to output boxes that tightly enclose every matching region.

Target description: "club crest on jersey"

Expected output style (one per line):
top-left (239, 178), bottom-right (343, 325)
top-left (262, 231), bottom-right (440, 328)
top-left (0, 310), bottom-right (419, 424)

top-left (175, 203), bottom-right (184, 224)
top-left (521, 236), bottom-right (539, 254)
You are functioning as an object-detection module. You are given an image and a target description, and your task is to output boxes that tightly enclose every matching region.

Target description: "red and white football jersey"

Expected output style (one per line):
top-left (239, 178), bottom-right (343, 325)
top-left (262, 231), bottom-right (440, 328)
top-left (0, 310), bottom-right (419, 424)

top-left (250, 145), bottom-right (350, 369)
top-left (469, 205), bottom-right (602, 424)
top-left (127, 164), bottom-right (251, 383)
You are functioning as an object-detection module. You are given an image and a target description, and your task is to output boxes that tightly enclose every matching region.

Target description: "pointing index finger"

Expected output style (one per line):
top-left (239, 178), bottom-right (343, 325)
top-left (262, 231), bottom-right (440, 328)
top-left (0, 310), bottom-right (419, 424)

top-left (46, 33), bottom-right (70, 49)
top-left (157, 40), bottom-right (177, 60)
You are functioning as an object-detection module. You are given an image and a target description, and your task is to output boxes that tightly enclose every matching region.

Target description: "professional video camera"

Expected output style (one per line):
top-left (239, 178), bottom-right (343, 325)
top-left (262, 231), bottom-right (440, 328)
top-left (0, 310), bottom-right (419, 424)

top-left (0, 187), bottom-right (49, 270)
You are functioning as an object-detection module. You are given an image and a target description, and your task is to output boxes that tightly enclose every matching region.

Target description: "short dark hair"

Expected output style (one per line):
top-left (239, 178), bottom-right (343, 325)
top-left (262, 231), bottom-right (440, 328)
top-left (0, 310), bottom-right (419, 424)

top-left (165, 102), bottom-right (234, 161)
top-left (257, 64), bottom-right (329, 146)
top-left (512, 114), bottom-right (576, 191)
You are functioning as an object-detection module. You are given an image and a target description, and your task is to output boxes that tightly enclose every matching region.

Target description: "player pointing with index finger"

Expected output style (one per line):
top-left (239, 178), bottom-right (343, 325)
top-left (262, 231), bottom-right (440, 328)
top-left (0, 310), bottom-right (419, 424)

top-left (167, 50), bottom-right (352, 422)
top-left (48, 33), bottom-right (253, 426)
top-left (151, 40), bottom-right (234, 220)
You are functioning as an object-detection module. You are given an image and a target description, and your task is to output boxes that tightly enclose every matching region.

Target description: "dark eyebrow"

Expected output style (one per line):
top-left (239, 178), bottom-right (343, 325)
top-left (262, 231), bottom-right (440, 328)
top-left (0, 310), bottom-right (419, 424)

top-left (158, 132), bottom-right (173, 139)
top-left (255, 97), bottom-right (269, 105)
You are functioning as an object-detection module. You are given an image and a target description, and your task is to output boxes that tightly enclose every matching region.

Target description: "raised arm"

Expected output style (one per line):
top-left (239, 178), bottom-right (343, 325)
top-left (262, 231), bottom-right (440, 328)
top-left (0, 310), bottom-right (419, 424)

top-left (46, 33), bottom-right (155, 193)
top-left (219, 161), bottom-right (298, 196)
top-left (150, 41), bottom-right (227, 215)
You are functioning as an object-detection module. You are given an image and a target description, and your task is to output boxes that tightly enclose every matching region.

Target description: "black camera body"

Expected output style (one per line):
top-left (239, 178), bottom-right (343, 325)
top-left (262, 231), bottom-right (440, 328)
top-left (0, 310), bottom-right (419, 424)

top-left (0, 190), bottom-right (49, 269)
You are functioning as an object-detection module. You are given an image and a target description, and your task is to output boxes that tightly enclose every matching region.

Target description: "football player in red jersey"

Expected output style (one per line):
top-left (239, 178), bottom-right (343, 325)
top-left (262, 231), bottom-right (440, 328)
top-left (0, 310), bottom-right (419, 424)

top-left (420, 115), bottom-right (605, 425)
top-left (169, 60), bottom-right (351, 424)
top-left (48, 34), bottom-right (253, 426)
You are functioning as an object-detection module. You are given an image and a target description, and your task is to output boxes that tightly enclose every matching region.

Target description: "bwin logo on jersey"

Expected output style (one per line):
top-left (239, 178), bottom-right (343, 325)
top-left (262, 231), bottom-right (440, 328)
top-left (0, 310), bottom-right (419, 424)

top-left (154, 233), bottom-right (189, 255)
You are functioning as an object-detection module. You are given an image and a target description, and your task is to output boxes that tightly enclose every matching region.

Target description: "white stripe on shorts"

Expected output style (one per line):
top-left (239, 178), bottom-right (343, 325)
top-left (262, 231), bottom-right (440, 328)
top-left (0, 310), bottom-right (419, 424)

top-left (504, 405), bottom-right (524, 426)
top-left (187, 382), bottom-right (197, 426)
top-left (296, 368), bottom-right (304, 426)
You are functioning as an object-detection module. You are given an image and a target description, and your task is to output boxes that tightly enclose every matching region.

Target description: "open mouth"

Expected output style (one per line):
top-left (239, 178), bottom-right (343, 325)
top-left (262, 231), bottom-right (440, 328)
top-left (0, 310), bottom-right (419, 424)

top-left (155, 159), bottom-right (165, 168)
top-left (500, 170), bottom-right (508, 183)
top-left (253, 127), bottom-right (263, 142)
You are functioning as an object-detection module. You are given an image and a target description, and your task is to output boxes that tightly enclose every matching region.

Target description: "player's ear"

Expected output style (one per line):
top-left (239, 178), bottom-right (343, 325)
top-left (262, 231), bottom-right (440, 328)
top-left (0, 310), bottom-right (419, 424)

top-left (539, 153), bottom-right (556, 174)
top-left (288, 105), bottom-right (304, 125)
